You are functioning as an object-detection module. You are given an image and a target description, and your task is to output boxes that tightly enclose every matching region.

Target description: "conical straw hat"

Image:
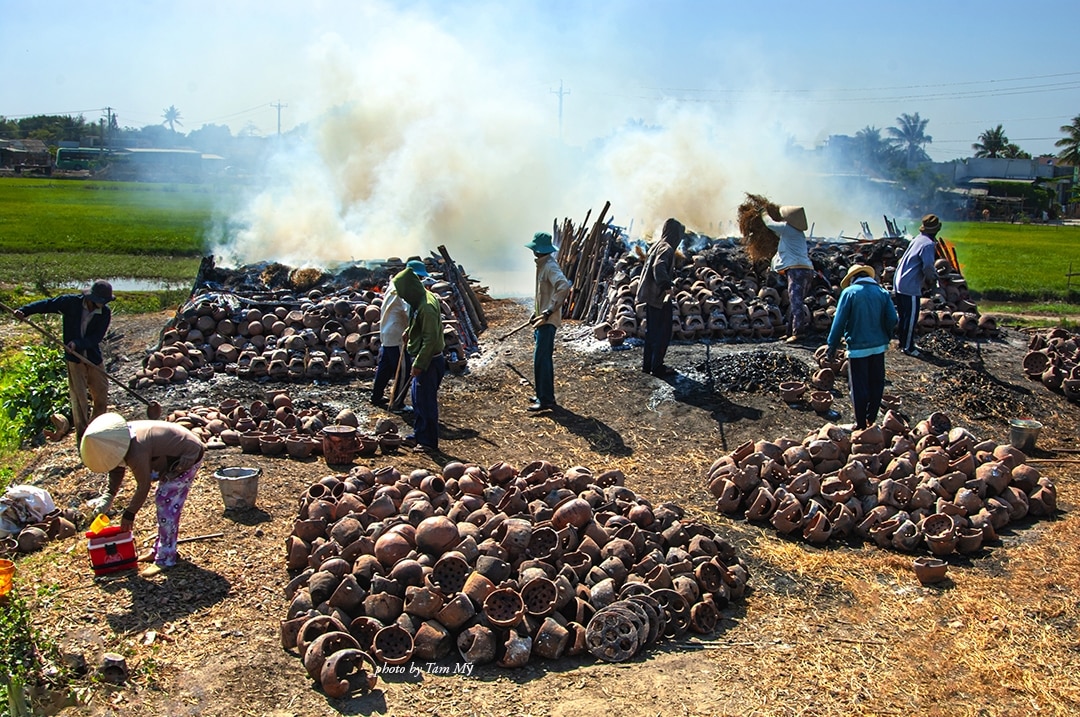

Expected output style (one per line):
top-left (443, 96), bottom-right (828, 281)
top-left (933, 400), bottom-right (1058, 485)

top-left (80, 412), bottom-right (131, 472)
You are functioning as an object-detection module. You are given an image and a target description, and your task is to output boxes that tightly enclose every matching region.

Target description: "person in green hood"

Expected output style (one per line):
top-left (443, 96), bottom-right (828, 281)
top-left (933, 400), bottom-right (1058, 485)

top-left (392, 266), bottom-right (446, 451)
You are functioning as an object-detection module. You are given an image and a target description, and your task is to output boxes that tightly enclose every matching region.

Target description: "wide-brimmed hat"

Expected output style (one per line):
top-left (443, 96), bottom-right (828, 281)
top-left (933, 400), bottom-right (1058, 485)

top-left (84, 280), bottom-right (115, 305)
top-left (525, 232), bottom-right (556, 255)
top-left (779, 206), bottom-right (808, 232)
top-left (406, 260), bottom-right (429, 278)
top-left (80, 412), bottom-right (131, 472)
top-left (841, 264), bottom-right (876, 289)
top-left (920, 214), bottom-right (941, 234)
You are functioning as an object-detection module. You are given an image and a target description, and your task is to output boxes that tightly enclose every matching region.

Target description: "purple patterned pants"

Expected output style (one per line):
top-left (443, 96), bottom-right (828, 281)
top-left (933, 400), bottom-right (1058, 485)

top-left (152, 462), bottom-right (201, 566)
top-left (785, 268), bottom-right (814, 336)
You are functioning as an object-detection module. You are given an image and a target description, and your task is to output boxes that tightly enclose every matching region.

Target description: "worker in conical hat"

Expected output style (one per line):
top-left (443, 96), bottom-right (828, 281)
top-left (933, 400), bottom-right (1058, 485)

top-left (81, 412), bottom-right (205, 577)
top-left (762, 205), bottom-right (813, 343)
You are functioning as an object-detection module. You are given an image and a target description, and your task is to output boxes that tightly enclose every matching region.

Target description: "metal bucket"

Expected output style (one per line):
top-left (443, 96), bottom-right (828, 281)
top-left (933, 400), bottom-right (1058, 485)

top-left (1008, 418), bottom-right (1042, 453)
top-left (215, 467), bottom-right (261, 510)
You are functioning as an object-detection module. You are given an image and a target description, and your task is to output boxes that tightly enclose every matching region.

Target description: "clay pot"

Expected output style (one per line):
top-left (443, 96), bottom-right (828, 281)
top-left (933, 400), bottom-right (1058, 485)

top-left (414, 515), bottom-right (460, 555)
top-left (17, 526), bottom-right (47, 553)
top-left (779, 381), bottom-right (807, 404)
top-left (303, 631), bottom-right (360, 682)
top-left (457, 624), bottom-right (497, 664)
top-left (483, 587), bottom-right (525, 628)
top-left (412, 620), bottom-right (453, 661)
top-left (320, 649), bottom-right (378, 698)
top-left (912, 556), bottom-right (948, 585)
top-left (371, 624), bottom-right (414, 665)
top-left (238, 431), bottom-right (265, 454)
top-left (286, 436), bottom-right (316, 459)
top-left (533, 617), bottom-right (570, 659)
top-left (552, 498), bottom-right (592, 530)
top-left (808, 391), bottom-right (833, 413)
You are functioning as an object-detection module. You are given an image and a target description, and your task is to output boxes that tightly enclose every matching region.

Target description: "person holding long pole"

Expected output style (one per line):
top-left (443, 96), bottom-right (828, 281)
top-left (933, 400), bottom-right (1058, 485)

top-left (15, 281), bottom-right (115, 441)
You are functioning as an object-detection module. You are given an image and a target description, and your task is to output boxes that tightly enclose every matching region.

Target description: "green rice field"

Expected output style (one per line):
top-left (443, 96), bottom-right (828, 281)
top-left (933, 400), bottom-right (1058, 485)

top-left (945, 220), bottom-right (1080, 301)
top-left (0, 177), bottom-right (1078, 309)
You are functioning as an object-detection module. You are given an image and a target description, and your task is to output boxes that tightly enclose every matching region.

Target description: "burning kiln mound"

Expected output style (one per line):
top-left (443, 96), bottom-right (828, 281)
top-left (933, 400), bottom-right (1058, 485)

top-left (9, 294), bottom-right (1080, 717)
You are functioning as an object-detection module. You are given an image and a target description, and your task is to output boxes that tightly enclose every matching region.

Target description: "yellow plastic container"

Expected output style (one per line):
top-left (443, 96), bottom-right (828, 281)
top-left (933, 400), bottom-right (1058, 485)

top-left (89, 513), bottom-right (111, 534)
top-left (0, 558), bottom-right (15, 597)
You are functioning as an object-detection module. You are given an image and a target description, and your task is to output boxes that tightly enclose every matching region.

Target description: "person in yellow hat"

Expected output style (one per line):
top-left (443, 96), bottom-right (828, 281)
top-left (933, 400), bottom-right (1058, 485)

top-left (825, 264), bottom-right (898, 430)
top-left (15, 280), bottom-right (115, 441)
top-left (81, 413), bottom-right (205, 577)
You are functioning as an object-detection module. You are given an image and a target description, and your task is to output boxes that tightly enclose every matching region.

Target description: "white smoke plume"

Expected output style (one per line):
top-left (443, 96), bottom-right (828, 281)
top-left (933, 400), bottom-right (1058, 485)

top-left (212, 2), bottom-right (896, 295)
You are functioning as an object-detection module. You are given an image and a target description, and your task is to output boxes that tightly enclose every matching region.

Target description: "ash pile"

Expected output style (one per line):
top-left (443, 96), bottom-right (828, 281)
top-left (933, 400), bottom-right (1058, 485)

top-left (133, 248), bottom-right (488, 389)
top-left (282, 460), bottom-right (748, 697)
top-left (553, 205), bottom-right (997, 344)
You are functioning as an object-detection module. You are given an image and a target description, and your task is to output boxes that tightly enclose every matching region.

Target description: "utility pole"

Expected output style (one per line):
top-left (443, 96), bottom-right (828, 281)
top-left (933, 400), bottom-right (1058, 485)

top-left (270, 101), bottom-right (288, 136)
top-left (103, 107), bottom-right (113, 148)
top-left (550, 80), bottom-right (569, 141)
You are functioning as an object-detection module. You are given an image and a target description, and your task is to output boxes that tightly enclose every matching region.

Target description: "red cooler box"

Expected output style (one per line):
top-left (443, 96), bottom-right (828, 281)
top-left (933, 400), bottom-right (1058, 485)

top-left (86, 526), bottom-right (137, 576)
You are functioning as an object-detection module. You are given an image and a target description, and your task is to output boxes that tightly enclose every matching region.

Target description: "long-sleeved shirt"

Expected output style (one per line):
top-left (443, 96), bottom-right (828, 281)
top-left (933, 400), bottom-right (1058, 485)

top-left (18, 294), bottom-right (111, 364)
top-left (893, 233), bottom-right (938, 297)
top-left (635, 219), bottom-right (684, 309)
top-left (533, 253), bottom-right (570, 328)
top-left (378, 285), bottom-right (409, 348)
top-left (393, 268), bottom-right (445, 371)
top-left (826, 277), bottom-right (899, 358)
top-left (765, 220), bottom-right (812, 273)
top-left (109, 420), bottom-right (205, 515)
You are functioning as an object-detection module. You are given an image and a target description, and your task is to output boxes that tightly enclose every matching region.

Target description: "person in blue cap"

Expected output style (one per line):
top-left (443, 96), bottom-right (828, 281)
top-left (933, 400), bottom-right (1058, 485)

top-left (371, 259), bottom-right (430, 410)
top-left (525, 232), bottom-right (570, 411)
top-left (15, 280), bottom-right (115, 441)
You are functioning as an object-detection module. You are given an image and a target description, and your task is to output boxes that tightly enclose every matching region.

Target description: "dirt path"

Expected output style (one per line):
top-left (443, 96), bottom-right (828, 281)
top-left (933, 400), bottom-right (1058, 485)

top-left (9, 298), bottom-right (1080, 716)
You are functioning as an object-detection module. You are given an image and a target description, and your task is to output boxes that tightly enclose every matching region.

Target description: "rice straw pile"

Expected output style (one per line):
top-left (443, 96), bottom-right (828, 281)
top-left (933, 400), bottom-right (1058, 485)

top-left (739, 192), bottom-right (781, 264)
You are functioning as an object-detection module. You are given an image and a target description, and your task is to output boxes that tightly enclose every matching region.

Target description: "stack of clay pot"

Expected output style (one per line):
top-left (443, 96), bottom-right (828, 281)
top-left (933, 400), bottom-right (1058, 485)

top-left (2, 507), bottom-right (81, 557)
top-left (166, 391), bottom-right (329, 460)
top-left (1022, 328), bottom-right (1080, 400)
top-left (281, 460), bottom-right (749, 692)
top-left (592, 237), bottom-right (996, 343)
top-left (706, 410), bottom-right (1055, 554)
top-left (137, 270), bottom-right (469, 389)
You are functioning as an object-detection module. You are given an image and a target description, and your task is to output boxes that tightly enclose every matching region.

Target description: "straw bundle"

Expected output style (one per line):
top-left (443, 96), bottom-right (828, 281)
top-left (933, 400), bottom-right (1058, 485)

top-left (739, 193), bottom-right (781, 264)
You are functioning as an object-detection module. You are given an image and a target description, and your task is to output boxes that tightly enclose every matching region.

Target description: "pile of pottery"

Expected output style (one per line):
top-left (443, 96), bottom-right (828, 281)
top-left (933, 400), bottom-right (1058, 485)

top-left (593, 237), bottom-right (996, 342)
top-left (281, 461), bottom-right (748, 692)
top-left (706, 410), bottom-right (1055, 554)
top-left (134, 265), bottom-right (469, 389)
top-left (1022, 327), bottom-right (1080, 401)
top-left (0, 507), bottom-right (81, 558)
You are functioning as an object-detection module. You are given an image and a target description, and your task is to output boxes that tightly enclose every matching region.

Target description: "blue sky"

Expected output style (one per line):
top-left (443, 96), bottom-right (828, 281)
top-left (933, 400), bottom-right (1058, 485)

top-left (4, 0), bottom-right (1076, 160)
top-left (3, 0), bottom-right (1078, 288)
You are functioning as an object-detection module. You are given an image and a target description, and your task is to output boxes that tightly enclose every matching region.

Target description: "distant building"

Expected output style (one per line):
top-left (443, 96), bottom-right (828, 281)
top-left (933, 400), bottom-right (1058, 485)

top-left (0, 139), bottom-right (51, 170)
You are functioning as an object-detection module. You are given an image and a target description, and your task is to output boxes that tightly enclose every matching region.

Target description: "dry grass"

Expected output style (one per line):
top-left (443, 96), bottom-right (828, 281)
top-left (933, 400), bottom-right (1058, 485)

top-left (739, 193), bottom-right (779, 264)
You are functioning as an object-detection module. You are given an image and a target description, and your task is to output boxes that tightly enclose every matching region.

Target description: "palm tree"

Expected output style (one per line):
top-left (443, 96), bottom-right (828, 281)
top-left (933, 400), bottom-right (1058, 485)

top-left (853, 125), bottom-right (897, 175)
top-left (1056, 114), bottom-right (1080, 166)
top-left (162, 105), bottom-right (183, 133)
top-left (973, 125), bottom-right (1009, 158)
top-left (1002, 143), bottom-right (1031, 160)
top-left (886, 112), bottom-right (932, 167)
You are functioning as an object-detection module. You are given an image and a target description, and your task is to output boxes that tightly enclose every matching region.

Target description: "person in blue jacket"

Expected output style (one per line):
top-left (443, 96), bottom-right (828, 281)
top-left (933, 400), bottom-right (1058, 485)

top-left (826, 265), bottom-right (898, 430)
top-left (15, 280), bottom-right (115, 441)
